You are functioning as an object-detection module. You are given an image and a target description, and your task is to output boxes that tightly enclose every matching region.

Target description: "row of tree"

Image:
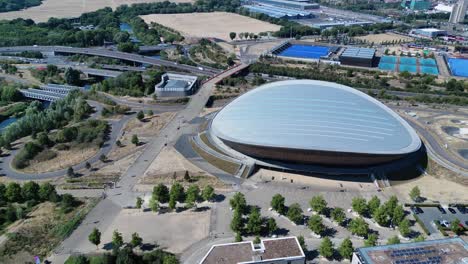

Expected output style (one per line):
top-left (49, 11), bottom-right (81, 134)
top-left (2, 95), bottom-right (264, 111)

top-left (147, 183), bottom-right (215, 211)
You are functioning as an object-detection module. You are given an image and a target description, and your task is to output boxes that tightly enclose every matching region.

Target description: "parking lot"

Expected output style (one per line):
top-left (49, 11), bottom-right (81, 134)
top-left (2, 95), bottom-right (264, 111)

top-left (414, 206), bottom-right (468, 235)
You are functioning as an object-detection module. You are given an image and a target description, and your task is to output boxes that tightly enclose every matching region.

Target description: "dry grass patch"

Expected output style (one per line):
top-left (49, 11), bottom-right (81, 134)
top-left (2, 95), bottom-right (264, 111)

top-left (140, 12), bottom-right (280, 41)
top-left (355, 33), bottom-right (414, 44)
top-left (0, 0), bottom-right (194, 22)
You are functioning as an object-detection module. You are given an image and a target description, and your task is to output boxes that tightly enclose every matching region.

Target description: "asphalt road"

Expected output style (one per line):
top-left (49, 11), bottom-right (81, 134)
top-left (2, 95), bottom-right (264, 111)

top-left (46, 64), bottom-right (250, 263)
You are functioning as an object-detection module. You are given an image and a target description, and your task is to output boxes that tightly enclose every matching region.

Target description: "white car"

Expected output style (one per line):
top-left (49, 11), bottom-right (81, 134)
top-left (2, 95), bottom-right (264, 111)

top-left (440, 220), bottom-right (450, 228)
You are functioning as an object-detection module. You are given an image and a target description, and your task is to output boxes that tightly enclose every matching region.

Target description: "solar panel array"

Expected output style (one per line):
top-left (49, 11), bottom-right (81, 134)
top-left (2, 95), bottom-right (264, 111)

top-left (390, 247), bottom-right (441, 264)
top-left (341, 47), bottom-right (376, 59)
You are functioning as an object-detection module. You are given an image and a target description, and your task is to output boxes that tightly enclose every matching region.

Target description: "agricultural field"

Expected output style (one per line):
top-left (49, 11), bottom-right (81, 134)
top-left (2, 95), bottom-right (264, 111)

top-left (355, 32), bottom-right (414, 44)
top-left (0, 0), bottom-right (194, 22)
top-left (140, 12), bottom-right (281, 41)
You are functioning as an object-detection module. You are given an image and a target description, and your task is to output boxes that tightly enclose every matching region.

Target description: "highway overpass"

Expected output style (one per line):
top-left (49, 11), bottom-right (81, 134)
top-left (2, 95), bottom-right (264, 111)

top-left (0, 46), bottom-right (221, 76)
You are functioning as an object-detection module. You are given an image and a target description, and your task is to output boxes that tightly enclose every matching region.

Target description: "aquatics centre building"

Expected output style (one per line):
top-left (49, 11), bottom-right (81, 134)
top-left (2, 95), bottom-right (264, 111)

top-left (206, 80), bottom-right (422, 168)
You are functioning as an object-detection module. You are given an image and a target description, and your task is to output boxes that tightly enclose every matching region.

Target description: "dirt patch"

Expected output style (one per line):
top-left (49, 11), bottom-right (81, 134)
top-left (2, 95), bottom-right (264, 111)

top-left (355, 33), bottom-right (414, 44)
top-left (0, 0), bottom-right (195, 22)
top-left (123, 112), bottom-right (176, 138)
top-left (140, 12), bottom-right (281, 41)
top-left (100, 209), bottom-right (210, 253)
top-left (20, 147), bottom-right (98, 174)
top-left (138, 147), bottom-right (229, 191)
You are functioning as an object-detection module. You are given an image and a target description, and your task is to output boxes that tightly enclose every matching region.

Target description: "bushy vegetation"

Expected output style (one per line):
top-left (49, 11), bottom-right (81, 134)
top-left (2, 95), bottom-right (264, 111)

top-left (0, 91), bottom-right (92, 149)
top-left (65, 248), bottom-right (178, 264)
top-left (13, 119), bottom-right (109, 169)
top-left (0, 0), bottom-right (42, 13)
top-left (92, 70), bottom-right (162, 97)
top-left (190, 39), bottom-right (234, 69)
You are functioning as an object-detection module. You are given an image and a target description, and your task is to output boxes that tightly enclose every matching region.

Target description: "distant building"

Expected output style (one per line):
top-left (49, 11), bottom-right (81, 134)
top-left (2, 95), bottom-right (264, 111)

top-left (155, 73), bottom-right (198, 97)
top-left (200, 237), bottom-right (305, 264)
top-left (339, 47), bottom-right (377, 67)
top-left (412, 28), bottom-right (448, 38)
top-left (311, 21), bottom-right (374, 29)
top-left (243, 4), bottom-right (314, 19)
top-left (401, 0), bottom-right (431, 10)
top-left (449, 0), bottom-right (468, 23)
top-left (252, 0), bottom-right (320, 10)
top-left (352, 237), bottom-right (468, 264)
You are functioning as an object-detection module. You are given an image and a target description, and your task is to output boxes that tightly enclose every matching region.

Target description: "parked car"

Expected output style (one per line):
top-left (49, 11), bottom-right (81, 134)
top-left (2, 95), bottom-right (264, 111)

top-left (448, 207), bottom-right (457, 214)
top-left (440, 220), bottom-right (450, 228)
top-left (438, 206), bottom-right (447, 214)
top-left (410, 206), bottom-right (419, 214)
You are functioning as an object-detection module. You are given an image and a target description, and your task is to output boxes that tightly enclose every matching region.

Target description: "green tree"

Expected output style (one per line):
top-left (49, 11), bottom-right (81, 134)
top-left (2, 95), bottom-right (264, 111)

top-left (231, 209), bottom-right (243, 232)
top-left (235, 232), bottom-right (242, 242)
top-left (99, 154), bottom-right (107, 162)
top-left (230, 192), bottom-right (247, 213)
top-left (352, 197), bottom-right (368, 216)
top-left (319, 237), bottom-right (334, 259)
top-left (392, 205), bottom-right (405, 226)
top-left (348, 217), bottom-right (369, 237)
top-left (270, 194), bottom-right (286, 214)
top-left (266, 217), bottom-right (277, 235)
top-left (85, 161), bottom-right (92, 170)
top-left (185, 185), bottom-right (200, 208)
top-left (297, 235), bottom-right (307, 252)
top-left (64, 255), bottom-right (88, 264)
top-left (413, 234), bottom-right (425, 242)
top-left (112, 230), bottom-right (124, 249)
top-left (246, 208), bottom-right (262, 235)
top-left (364, 233), bottom-right (378, 247)
top-left (373, 205), bottom-right (389, 227)
top-left (339, 237), bottom-right (354, 260)
top-left (253, 236), bottom-right (261, 244)
top-left (331, 207), bottom-right (346, 225)
top-left (170, 183), bottom-right (185, 203)
top-left (287, 203), bottom-right (303, 224)
top-left (384, 196), bottom-right (399, 218)
top-left (153, 184), bottom-right (169, 203)
top-left (21, 181), bottom-right (39, 201)
top-left (399, 218), bottom-right (411, 237)
top-left (308, 214), bottom-right (325, 235)
top-left (37, 132), bottom-right (52, 147)
top-left (137, 110), bottom-right (145, 121)
top-left (39, 182), bottom-right (58, 202)
top-left (130, 232), bottom-right (143, 248)
top-left (131, 134), bottom-right (139, 146)
top-left (67, 167), bottom-right (75, 177)
top-left (5, 182), bottom-right (22, 202)
top-left (64, 67), bottom-right (81, 85)
top-left (89, 228), bottom-right (101, 249)
top-left (61, 194), bottom-right (75, 211)
top-left (149, 197), bottom-right (159, 212)
top-left (450, 218), bottom-right (464, 235)
top-left (136, 197), bottom-right (143, 209)
top-left (201, 185), bottom-right (215, 201)
top-left (409, 186), bottom-right (421, 202)
top-left (229, 32), bottom-right (236, 40)
top-left (168, 197), bottom-right (176, 211)
top-left (309, 195), bottom-right (327, 215)
top-left (387, 236), bottom-right (400, 245)
top-left (367, 196), bottom-right (381, 215)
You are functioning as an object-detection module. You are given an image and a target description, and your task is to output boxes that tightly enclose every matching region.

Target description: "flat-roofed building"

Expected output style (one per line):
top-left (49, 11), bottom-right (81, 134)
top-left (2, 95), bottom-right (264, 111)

top-left (253, 0), bottom-right (319, 10)
top-left (339, 47), bottom-right (376, 67)
top-left (200, 237), bottom-right (305, 264)
top-left (412, 28), bottom-right (448, 38)
top-left (155, 73), bottom-right (198, 97)
top-left (352, 237), bottom-right (468, 264)
top-left (243, 4), bottom-right (313, 19)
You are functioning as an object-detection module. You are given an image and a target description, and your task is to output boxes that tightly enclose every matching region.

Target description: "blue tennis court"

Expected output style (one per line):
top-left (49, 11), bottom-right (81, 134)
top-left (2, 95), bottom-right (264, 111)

top-left (399, 64), bottom-right (417, 73)
top-left (419, 58), bottom-right (436, 66)
top-left (380, 56), bottom-right (397, 64)
top-left (421, 66), bottom-right (439, 75)
top-left (278, 45), bottom-right (330, 59)
top-left (400, 57), bottom-right (417, 65)
top-left (448, 58), bottom-right (468, 77)
top-left (378, 63), bottom-right (396, 71)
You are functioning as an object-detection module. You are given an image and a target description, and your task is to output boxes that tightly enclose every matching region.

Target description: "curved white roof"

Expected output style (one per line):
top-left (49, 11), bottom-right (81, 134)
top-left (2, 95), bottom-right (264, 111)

top-left (210, 80), bottom-right (421, 155)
